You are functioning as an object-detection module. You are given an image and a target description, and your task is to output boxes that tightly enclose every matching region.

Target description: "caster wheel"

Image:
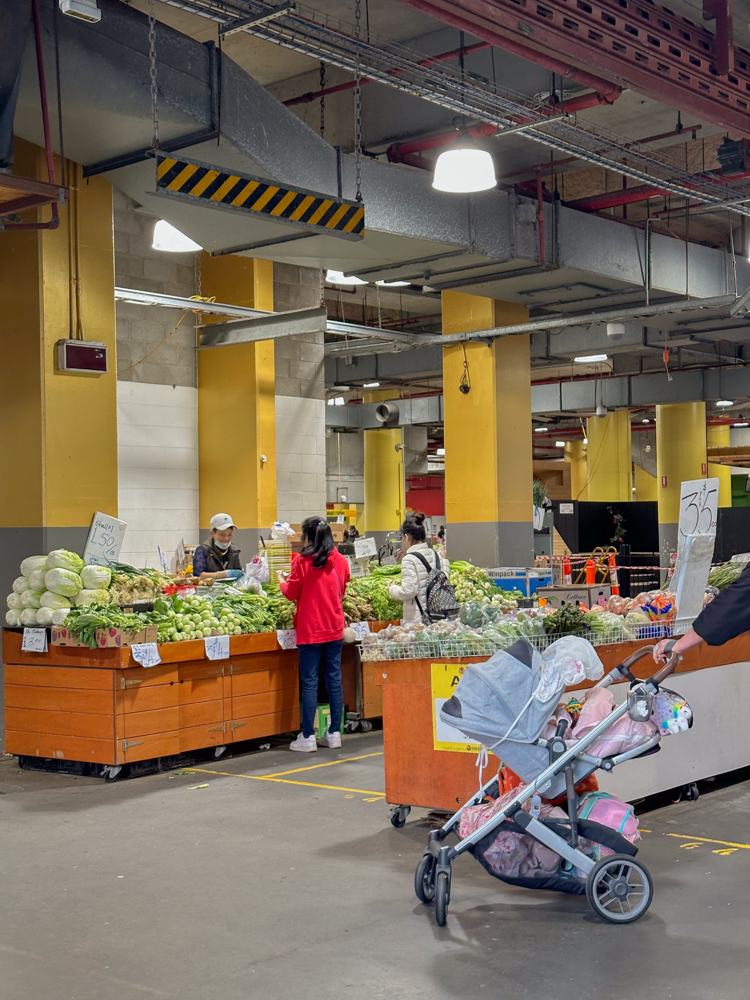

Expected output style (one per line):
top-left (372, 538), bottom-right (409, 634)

top-left (414, 853), bottom-right (436, 903)
top-left (390, 805), bottom-right (411, 828)
top-left (586, 854), bottom-right (653, 924)
top-left (684, 782), bottom-right (700, 802)
top-left (103, 765), bottom-right (123, 783)
top-left (213, 745), bottom-right (228, 760)
top-left (344, 720), bottom-right (359, 734)
top-left (434, 871), bottom-right (450, 926)
top-left (360, 720), bottom-right (373, 733)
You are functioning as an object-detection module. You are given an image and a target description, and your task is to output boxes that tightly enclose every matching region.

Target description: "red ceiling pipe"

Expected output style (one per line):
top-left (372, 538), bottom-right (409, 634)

top-left (388, 0), bottom-right (621, 99)
top-left (566, 165), bottom-right (750, 212)
top-left (285, 40), bottom-right (491, 107)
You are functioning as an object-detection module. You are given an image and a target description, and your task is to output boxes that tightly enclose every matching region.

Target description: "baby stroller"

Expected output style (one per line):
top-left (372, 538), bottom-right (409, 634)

top-left (414, 639), bottom-right (683, 925)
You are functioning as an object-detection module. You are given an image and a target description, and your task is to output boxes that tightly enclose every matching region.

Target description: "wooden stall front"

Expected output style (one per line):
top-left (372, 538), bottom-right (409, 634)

top-left (3, 630), bottom-right (299, 767)
top-left (375, 634), bottom-right (750, 812)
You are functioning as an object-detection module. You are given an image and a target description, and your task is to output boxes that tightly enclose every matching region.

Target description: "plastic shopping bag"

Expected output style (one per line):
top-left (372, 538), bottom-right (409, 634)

top-left (245, 555), bottom-right (270, 584)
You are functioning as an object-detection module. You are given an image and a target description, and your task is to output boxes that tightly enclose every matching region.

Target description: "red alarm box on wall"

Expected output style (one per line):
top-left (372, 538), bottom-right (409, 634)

top-left (55, 339), bottom-right (108, 376)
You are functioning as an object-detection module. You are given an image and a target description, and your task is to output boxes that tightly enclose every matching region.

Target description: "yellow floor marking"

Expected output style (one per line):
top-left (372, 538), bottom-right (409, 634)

top-left (264, 751), bottom-right (384, 777)
top-left (666, 833), bottom-right (750, 850)
top-left (185, 766), bottom-right (384, 797)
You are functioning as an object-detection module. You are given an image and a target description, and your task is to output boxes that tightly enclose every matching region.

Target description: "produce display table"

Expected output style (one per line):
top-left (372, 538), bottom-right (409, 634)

top-left (2, 630), bottom-right (299, 768)
top-left (376, 635), bottom-right (750, 816)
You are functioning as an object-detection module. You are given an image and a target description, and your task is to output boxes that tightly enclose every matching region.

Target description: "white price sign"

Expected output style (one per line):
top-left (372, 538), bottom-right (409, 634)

top-left (204, 635), bottom-right (230, 660)
top-left (349, 621), bottom-right (371, 641)
top-left (22, 628), bottom-right (48, 653)
top-left (83, 511), bottom-right (127, 567)
top-left (157, 545), bottom-right (170, 574)
top-left (678, 478), bottom-right (719, 539)
top-left (353, 536), bottom-right (378, 559)
top-left (131, 643), bottom-right (161, 668)
top-left (277, 628), bottom-right (297, 649)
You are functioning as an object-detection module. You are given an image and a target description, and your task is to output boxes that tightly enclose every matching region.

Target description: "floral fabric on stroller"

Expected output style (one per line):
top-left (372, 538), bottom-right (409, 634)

top-left (414, 638), bottom-right (687, 925)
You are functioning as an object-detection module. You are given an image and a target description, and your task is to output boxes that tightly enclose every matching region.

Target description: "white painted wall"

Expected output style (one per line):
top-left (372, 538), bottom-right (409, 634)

top-left (276, 395), bottom-right (327, 522)
top-left (117, 381), bottom-right (199, 569)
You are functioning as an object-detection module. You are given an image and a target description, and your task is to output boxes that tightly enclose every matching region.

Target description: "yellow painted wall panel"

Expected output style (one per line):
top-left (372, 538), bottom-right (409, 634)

top-left (634, 463), bottom-right (658, 501)
top-left (586, 410), bottom-right (631, 503)
top-left (707, 423), bottom-right (732, 507)
top-left (656, 402), bottom-right (707, 524)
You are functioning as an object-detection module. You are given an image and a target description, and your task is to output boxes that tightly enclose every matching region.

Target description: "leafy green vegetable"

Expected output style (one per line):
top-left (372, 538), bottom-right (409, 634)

top-left (45, 568), bottom-right (83, 597)
top-left (46, 549), bottom-right (85, 573)
top-left (81, 565), bottom-right (112, 590)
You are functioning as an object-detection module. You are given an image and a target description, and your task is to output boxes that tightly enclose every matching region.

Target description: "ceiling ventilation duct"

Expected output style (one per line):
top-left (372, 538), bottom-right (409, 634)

top-left (375, 401), bottom-right (400, 425)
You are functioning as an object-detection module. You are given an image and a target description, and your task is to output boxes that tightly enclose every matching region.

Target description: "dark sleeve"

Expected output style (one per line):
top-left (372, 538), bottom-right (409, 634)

top-left (193, 545), bottom-right (207, 576)
top-left (692, 563), bottom-right (750, 645)
top-left (228, 548), bottom-right (242, 571)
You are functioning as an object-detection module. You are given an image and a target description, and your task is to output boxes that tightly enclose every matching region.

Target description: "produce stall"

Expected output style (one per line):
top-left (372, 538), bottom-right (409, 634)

top-left (374, 633), bottom-right (750, 824)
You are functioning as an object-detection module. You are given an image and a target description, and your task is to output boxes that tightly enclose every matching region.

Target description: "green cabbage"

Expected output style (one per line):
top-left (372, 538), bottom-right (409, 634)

top-left (28, 568), bottom-right (47, 591)
top-left (46, 549), bottom-right (85, 573)
top-left (21, 555), bottom-right (48, 578)
top-left (40, 591), bottom-right (72, 610)
top-left (21, 590), bottom-right (44, 609)
top-left (6, 609), bottom-right (22, 627)
top-left (7, 593), bottom-right (23, 610)
top-left (81, 565), bottom-right (112, 590)
top-left (45, 568), bottom-right (83, 597)
top-left (74, 589), bottom-right (111, 607)
top-left (20, 608), bottom-right (39, 626)
top-left (51, 607), bottom-right (70, 626)
top-left (12, 576), bottom-right (27, 594)
top-left (36, 607), bottom-right (55, 627)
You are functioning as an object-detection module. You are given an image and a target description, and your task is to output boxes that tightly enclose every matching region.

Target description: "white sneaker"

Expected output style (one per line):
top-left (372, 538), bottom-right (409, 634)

top-left (289, 733), bottom-right (318, 753)
top-left (318, 730), bottom-right (342, 749)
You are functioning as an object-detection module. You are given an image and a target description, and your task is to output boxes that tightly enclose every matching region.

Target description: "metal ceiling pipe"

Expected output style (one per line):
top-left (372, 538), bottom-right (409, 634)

top-left (567, 167), bottom-right (750, 213)
top-left (284, 39), bottom-right (491, 107)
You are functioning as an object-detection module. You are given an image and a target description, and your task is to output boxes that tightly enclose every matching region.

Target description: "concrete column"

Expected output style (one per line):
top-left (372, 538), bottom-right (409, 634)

top-left (363, 391), bottom-right (404, 540)
top-left (707, 423), bottom-right (732, 507)
top-left (586, 410), bottom-right (632, 502)
top-left (0, 141), bottom-right (118, 597)
top-left (442, 292), bottom-right (533, 567)
top-left (564, 440), bottom-right (588, 501)
top-left (197, 254), bottom-right (276, 557)
top-left (634, 464), bottom-right (658, 501)
top-left (656, 401), bottom-right (707, 560)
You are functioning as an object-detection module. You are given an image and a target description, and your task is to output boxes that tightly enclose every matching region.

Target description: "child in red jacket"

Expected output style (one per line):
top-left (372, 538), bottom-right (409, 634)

top-left (279, 517), bottom-right (350, 752)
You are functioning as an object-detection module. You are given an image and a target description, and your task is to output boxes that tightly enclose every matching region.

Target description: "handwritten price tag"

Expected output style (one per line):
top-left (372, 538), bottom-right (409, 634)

top-left (276, 628), bottom-right (298, 650)
top-left (350, 621), bottom-right (371, 641)
top-left (204, 635), bottom-right (230, 660)
top-left (22, 628), bottom-right (48, 653)
top-left (131, 642), bottom-right (162, 668)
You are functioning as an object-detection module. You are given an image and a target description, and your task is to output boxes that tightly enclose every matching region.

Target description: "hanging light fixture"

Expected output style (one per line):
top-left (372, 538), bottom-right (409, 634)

top-left (152, 220), bottom-right (202, 253)
top-left (432, 119), bottom-right (497, 194)
top-left (325, 269), bottom-right (368, 286)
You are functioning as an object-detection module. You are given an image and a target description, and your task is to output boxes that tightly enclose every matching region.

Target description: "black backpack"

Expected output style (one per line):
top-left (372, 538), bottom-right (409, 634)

top-left (409, 550), bottom-right (460, 623)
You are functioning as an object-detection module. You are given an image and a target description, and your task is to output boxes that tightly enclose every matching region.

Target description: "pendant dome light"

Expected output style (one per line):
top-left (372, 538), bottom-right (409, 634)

top-left (432, 118), bottom-right (497, 194)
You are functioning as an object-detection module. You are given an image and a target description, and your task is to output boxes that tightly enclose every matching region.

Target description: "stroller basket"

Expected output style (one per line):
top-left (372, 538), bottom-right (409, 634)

top-left (414, 641), bottom-right (683, 926)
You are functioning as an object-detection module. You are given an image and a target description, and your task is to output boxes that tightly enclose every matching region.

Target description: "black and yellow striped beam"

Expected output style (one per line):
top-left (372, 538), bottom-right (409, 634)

top-left (155, 154), bottom-right (364, 239)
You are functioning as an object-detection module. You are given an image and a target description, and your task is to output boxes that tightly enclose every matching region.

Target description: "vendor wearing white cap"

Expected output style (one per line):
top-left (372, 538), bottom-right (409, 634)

top-left (193, 513), bottom-right (243, 582)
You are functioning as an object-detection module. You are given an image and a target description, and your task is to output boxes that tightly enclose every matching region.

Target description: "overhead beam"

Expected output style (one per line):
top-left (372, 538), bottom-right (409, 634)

top-left (199, 306), bottom-right (327, 347)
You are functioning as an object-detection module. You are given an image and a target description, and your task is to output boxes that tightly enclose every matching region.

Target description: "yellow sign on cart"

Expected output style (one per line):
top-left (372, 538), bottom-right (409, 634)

top-left (431, 663), bottom-right (482, 754)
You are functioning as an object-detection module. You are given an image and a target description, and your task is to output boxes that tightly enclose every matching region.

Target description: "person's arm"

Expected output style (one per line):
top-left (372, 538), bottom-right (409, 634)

top-left (689, 562), bottom-right (750, 646)
top-left (192, 546), bottom-right (207, 577)
top-left (279, 557), bottom-right (304, 602)
top-left (653, 628), bottom-right (704, 663)
top-left (389, 554), bottom-right (419, 601)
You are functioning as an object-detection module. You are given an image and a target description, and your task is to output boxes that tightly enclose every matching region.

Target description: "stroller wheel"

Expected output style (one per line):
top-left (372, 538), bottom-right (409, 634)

top-left (586, 854), bottom-right (653, 924)
top-left (414, 854), bottom-right (436, 904)
top-left (434, 871), bottom-right (450, 927)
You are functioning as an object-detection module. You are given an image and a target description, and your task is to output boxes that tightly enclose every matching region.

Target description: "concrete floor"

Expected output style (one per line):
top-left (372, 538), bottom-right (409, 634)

top-left (2, 732), bottom-right (750, 1000)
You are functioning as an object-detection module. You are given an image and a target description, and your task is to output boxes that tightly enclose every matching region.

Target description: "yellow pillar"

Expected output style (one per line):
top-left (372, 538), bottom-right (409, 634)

top-left (442, 292), bottom-right (533, 567)
top-left (656, 402), bottom-right (707, 558)
top-left (707, 423), bottom-right (732, 507)
top-left (363, 391), bottom-right (404, 534)
top-left (0, 140), bottom-right (117, 592)
top-left (586, 410), bottom-right (632, 502)
top-left (564, 440), bottom-right (588, 501)
top-left (634, 464), bottom-right (658, 501)
top-left (197, 254), bottom-right (276, 554)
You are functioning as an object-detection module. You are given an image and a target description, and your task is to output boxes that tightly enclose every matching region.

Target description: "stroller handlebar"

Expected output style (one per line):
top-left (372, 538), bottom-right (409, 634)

top-left (611, 643), bottom-right (681, 686)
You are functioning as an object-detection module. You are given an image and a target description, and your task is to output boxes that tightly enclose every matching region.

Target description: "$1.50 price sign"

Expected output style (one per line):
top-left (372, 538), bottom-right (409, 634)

top-left (83, 511), bottom-right (127, 567)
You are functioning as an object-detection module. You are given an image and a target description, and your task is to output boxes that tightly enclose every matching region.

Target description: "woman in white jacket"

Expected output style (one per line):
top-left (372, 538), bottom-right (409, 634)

top-left (388, 512), bottom-right (451, 621)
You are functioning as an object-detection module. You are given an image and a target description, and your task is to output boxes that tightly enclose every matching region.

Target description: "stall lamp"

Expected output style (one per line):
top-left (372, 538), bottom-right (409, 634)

top-left (554, 441), bottom-right (565, 448)
top-left (574, 354), bottom-right (608, 363)
top-left (376, 279), bottom-right (410, 287)
top-left (583, 437), bottom-right (588, 445)
top-left (325, 269), bottom-right (368, 286)
top-left (363, 381), bottom-right (381, 388)
top-left (534, 426), bottom-right (548, 433)
top-left (327, 396), bottom-right (346, 406)
top-left (436, 447), bottom-right (446, 456)
top-left (152, 220), bottom-right (202, 252)
top-left (642, 418), bottom-right (650, 423)
top-left (433, 146), bottom-right (497, 194)
top-left (734, 421), bottom-right (749, 427)
top-left (716, 400), bottom-right (735, 408)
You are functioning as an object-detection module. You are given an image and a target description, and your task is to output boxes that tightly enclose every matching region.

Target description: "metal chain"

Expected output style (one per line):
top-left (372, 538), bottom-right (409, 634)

top-left (353, 0), bottom-right (363, 203)
top-left (148, 0), bottom-right (159, 151)
top-left (319, 61), bottom-right (326, 138)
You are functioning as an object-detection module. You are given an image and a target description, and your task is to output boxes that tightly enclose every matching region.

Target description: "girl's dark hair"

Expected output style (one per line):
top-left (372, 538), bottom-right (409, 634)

top-left (300, 516), bottom-right (335, 568)
top-left (401, 511), bottom-right (426, 543)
